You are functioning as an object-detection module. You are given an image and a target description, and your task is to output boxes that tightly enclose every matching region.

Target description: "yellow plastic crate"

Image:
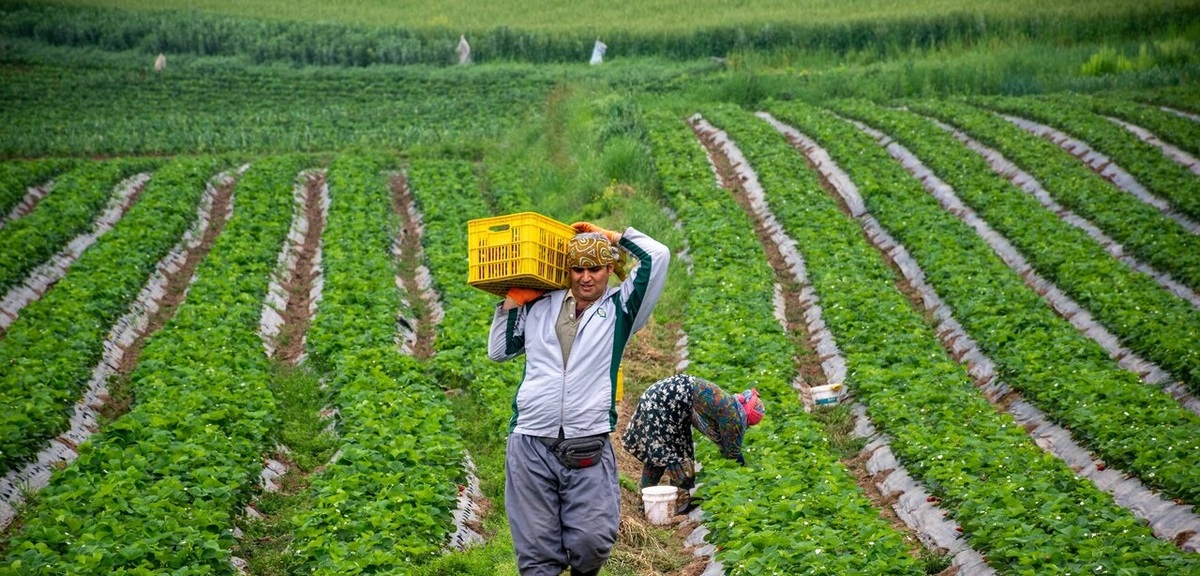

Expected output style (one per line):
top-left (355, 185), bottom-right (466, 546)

top-left (468, 212), bottom-right (576, 297)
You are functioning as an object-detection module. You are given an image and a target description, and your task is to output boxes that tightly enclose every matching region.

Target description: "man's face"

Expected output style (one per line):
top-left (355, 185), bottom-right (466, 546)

top-left (570, 264), bottom-right (612, 303)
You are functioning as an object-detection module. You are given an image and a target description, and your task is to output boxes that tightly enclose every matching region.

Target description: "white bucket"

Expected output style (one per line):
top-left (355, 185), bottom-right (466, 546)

top-left (641, 485), bottom-right (678, 525)
top-left (812, 383), bottom-right (844, 407)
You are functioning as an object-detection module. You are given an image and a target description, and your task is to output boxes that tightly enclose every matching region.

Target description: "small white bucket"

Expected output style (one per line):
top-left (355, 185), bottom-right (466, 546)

top-left (641, 485), bottom-right (678, 525)
top-left (812, 383), bottom-right (844, 407)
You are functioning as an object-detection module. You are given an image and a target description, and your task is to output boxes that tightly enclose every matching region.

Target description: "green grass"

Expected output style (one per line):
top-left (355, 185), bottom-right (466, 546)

top-left (33, 0), bottom-right (1197, 33)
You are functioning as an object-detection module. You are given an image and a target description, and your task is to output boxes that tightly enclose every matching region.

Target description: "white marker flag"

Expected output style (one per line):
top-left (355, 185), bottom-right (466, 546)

top-left (457, 35), bottom-right (471, 65)
top-left (590, 39), bottom-right (607, 65)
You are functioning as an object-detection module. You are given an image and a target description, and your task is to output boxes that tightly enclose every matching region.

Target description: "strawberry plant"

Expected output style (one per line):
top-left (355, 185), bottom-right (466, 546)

top-left (4, 154), bottom-right (307, 572)
top-left (0, 158), bottom-right (76, 220)
top-left (0, 158), bottom-right (157, 295)
top-left (979, 94), bottom-right (1200, 222)
top-left (907, 99), bottom-right (1200, 294)
top-left (0, 157), bottom-right (219, 476)
top-left (758, 100), bottom-right (1200, 572)
top-left (646, 109), bottom-right (923, 575)
top-left (289, 155), bottom-right (466, 573)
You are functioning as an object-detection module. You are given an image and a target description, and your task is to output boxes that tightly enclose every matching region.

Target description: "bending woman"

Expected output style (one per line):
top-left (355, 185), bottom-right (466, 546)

top-left (621, 373), bottom-right (764, 514)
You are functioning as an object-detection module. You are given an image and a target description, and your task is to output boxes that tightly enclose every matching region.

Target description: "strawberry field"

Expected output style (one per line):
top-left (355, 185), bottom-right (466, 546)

top-left (2, 1), bottom-right (1199, 574)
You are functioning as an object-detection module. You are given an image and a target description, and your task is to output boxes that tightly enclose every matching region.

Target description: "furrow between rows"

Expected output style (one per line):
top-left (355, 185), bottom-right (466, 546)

top-left (837, 114), bottom-right (1200, 550)
top-left (695, 114), bottom-right (990, 574)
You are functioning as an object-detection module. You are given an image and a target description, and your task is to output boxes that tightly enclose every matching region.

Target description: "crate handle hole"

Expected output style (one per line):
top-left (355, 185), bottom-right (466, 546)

top-left (489, 224), bottom-right (511, 232)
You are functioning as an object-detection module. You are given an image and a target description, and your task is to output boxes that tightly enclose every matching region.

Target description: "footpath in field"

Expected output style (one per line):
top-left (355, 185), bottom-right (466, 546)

top-left (282, 155), bottom-right (469, 572)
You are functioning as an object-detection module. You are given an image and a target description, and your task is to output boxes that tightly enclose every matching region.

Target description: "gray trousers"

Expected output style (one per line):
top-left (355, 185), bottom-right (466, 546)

top-left (505, 433), bottom-right (620, 576)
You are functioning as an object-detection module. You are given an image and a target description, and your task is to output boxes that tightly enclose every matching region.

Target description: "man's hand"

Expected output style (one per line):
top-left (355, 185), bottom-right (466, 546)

top-left (571, 221), bottom-right (621, 245)
top-left (504, 287), bottom-right (545, 308)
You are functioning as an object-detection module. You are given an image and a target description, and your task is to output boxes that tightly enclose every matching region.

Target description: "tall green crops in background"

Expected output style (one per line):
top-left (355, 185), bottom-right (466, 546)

top-left (3, 0), bottom-right (1196, 65)
top-left (20, 0), bottom-right (1199, 34)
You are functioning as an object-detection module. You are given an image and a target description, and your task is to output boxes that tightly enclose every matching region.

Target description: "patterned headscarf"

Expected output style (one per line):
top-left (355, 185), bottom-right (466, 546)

top-left (567, 232), bottom-right (617, 268)
top-left (736, 388), bottom-right (765, 426)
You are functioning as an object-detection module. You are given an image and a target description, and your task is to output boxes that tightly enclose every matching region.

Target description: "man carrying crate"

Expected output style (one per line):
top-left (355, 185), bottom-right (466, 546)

top-left (487, 221), bottom-right (670, 576)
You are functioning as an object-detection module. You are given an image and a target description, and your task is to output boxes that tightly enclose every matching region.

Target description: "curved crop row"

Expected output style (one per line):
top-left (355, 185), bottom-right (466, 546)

top-left (0, 157), bottom-right (223, 476)
top-left (828, 99), bottom-right (1200, 397)
top-left (288, 155), bottom-right (466, 574)
top-left (1088, 96), bottom-right (1200, 159)
top-left (733, 102), bottom-right (1199, 573)
top-left (0, 63), bottom-right (548, 158)
top-left (767, 101), bottom-right (1200, 505)
top-left (646, 109), bottom-right (923, 575)
top-left (979, 95), bottom-right (1200, 222)
top-left (0, 158), bottom-right (76, 221)
top-left (906, 99), bottom-right (1200, 294)
top-left (0, 158), bottom-right (156, 295)
top-left (3, 155), bottom-right (305, 573)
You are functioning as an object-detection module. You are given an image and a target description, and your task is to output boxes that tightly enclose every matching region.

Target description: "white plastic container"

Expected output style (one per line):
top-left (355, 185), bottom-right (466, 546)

top-left (812, 383), bottom-right (844, 407)
top-left (641, 485), bottom-right (678, 525)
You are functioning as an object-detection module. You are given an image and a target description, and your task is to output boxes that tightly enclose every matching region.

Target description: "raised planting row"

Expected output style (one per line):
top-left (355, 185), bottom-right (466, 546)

top-left (978, 94), bottom-right (1200, 224)
top-left (410, 159), bottom-right (523, 419)
top-left (408, 160), bottom-right (520, 556)
top-left (3, 154), bottom-right (308, 572)
top-left (827, 99), bottom-right (1200, 399)
top-left (288, 154), bottom-right (466, 573)
top-left (817, 107), bottom-right (1200, 548)
top-left (767, 100), bottom-right (1200, 506)
top-left (0, 157), bottom-right (227, 477)
top-left (905, 99), bottom-right (1200, 295)
top-left (646, 109), bottom-right (925, 575)
top-left (0, 158), bottom-right (76, 224)
top-left (714, 102), bottom-right (1200, 573)
top-left (0, 158), bottom-right (157, 295)
top-left (1087, 95), bottom-right (1200, 159)
top-left (1134, 87), bottom-right (1200, 126)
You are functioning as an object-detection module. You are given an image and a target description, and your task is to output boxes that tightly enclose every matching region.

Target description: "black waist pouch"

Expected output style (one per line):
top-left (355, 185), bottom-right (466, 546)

top-left (538, 434), bottom-right (607, 469)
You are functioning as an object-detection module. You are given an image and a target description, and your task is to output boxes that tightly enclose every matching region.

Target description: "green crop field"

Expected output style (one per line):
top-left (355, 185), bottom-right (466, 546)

top-left (34, 0), bottom-right (1197, 32)
top-left (2, 0), bottom-right (1199, 574)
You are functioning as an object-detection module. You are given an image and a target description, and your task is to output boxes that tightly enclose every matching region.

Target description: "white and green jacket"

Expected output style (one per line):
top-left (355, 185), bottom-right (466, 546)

top-left (488, 227), bottom-right (669, 438)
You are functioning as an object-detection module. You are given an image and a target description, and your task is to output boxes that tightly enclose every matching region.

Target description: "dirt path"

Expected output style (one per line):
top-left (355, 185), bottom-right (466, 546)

top-left (611, 317), bottom-right (708, 576)
top-left (273, 172), bottom-right (327, 366)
